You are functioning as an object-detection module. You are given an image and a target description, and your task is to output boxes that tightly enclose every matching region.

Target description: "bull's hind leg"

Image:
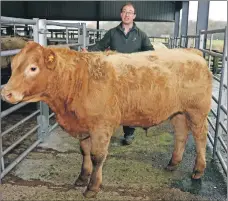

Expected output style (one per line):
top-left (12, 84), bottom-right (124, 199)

top-left (74, 137), bottom-right (92, 187)
top-left (188, 111), bottom-right (208, 179)
top-left (166, 114), bottom-right (189, 170)
top-left (83, 125), bottom-right (113, 198)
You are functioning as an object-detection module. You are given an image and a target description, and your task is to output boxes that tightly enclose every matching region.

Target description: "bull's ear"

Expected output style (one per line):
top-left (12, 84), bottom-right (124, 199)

top-left (44, 48), bottom-right (56, 70)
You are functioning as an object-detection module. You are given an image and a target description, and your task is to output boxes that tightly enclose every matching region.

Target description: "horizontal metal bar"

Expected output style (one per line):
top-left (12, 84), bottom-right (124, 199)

top-left (199, 49), bottom-right (223, 58)
top-left (208, 131), bottom-right (214, 145)
top-left (48, 43), bottom-right (81, 48)
top-left (0, 16), bottom-right (36, 25)
top-left (207, 117), bottom-right (215, 131)
top-left (219, 122), bottom-right (227, 134)
top-left (87, 28), bottom-right (106, 32)
top-left (2, 110), bottom-right (40, 137)
top-left (0, 139), bottom-right (41, 179)
top-left (49, 112), bottom-right (55, 118)
top-left (220, 105), bottom-right (227, 115)
top-left (200, 28), bottom-right (226, 34)
top-left (213, 75), bottom-right (221, 82)
top-left (3, 125), bottom-right (39, 156)
top-left (212, 95), bottom-right (218, 103)
top-left (181, 35), bottom-right (199, 38)
top-left (218, 135), bottom-right (227, 153)
top-left (46, 21), bottom-right (81, 28)
top-left (49, 122), bottom-right (58, 133)
top-left (48, 38), bottom-right (78, 43)
top-left (1, 102), bottom-right (28, 119)
top-left (1, 49), bottom-right (21, 57)
top-left (87, 43), bottom-right (96, 47)
top-left (211, 109), bottom-right (217, 117)
top-left (216, 150), bottom-right (227, 174)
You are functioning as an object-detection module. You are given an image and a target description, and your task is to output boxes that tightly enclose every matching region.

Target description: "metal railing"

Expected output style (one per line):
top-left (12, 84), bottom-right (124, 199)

top-left (0, 16), bottom-right (98, 181)
top-left (171, 27), bottom-right (227, 175)
top-left (0, 17), bottom-right (41, 181)
top-left (0, 16), bottom-right (107, 181)
top-left (201, 27), bottom-right (227, 175)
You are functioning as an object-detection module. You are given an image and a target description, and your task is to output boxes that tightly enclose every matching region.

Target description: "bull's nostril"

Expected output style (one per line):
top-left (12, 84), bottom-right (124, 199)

top-left (6, 93), bottom-right (12, 98)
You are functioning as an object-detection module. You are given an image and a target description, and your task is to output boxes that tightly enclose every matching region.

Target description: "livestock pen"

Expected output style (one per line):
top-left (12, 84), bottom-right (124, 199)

top-left (0, 16), bottom-right (227, 201)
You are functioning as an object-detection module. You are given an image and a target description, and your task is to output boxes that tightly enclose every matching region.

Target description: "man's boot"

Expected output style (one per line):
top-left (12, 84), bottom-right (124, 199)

top-left (123, 126), bottom-right (135, 145)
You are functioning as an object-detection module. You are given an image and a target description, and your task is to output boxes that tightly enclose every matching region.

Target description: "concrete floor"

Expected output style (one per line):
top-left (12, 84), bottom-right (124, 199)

top-left (1, 121), bottom-right (227, 201)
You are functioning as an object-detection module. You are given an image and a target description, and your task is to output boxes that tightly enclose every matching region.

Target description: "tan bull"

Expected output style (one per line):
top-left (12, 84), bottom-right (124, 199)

top-left (1, 41), bottom-right (212, 198)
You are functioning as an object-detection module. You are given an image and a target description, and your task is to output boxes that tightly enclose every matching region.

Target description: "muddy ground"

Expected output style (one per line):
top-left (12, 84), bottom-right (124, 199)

top-left (0, 117), bottom-right (227, 201)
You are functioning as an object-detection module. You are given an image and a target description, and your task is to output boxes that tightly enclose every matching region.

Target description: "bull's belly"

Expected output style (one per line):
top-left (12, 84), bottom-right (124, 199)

top-left (121, 113), bottom-right (170, 127)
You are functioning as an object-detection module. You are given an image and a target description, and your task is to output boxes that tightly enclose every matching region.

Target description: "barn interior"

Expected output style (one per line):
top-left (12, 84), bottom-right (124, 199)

top-left (0, 1), bottom-right (227, 201)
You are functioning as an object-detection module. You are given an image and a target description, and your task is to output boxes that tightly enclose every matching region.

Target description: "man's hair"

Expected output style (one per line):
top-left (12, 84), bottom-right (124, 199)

top-left (120, 2), bottom-right (136, 14)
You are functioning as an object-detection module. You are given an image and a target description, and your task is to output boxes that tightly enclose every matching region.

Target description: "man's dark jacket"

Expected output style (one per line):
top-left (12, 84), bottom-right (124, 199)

top-left (88, 22), bottom-right (154, 53)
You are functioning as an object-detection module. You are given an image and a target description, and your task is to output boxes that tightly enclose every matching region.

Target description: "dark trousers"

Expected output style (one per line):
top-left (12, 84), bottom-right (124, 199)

top-left (123, 126), bottom-right (135, 138)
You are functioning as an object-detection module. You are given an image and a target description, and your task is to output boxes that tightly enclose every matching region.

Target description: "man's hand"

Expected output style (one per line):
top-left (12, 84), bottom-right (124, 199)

top-left (81, 47), bottom-right (88, 52)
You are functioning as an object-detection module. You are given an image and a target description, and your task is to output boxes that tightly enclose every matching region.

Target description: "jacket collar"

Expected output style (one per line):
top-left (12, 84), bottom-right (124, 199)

top-left (117, 22), bottom-right (138, 33)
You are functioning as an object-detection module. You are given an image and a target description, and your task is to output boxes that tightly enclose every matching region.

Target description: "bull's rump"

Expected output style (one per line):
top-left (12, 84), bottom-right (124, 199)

top-left (102, 49), bottom-right (212, 126)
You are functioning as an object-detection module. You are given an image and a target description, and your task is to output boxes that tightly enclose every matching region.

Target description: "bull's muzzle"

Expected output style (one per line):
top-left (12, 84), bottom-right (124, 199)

top-left (1, 86), bottom-right (23, 104)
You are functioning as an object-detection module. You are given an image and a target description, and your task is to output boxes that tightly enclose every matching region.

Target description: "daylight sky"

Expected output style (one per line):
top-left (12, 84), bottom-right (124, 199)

top-left (189, 1), bottom-right (227, 21)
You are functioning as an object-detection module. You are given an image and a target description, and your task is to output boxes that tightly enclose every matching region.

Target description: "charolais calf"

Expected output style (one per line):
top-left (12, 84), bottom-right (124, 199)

top-left (1, 41), bottom-right (212, 198)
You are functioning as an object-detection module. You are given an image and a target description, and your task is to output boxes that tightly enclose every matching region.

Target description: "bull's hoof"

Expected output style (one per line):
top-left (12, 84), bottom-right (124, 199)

top-left (191, 170), bottom-right (203, 180)
top-left (165, 164), bottom-right (178, 171)
top-left (74, 177), bottom-right (89, 187)
top-left (83, 189), bottom-right (98, 198)
top-left (165, 159), bottom-right (179, 171)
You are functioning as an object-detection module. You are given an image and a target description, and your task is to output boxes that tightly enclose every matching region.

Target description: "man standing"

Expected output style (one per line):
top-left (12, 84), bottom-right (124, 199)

top-left (82, 2), bottom-right (154, 145)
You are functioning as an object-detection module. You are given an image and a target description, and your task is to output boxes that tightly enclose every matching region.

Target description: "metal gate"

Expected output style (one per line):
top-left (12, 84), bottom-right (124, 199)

top-left (172, 27), bottom-right (227, 175)
top-left (0, 16), bottom-right (104, 182)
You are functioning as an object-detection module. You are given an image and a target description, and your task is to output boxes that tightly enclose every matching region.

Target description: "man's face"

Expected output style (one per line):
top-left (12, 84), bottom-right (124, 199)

top-left (120, 5), bottom-right (136, 25)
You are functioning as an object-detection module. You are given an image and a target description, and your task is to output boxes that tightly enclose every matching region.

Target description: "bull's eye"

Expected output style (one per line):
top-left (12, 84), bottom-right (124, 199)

top-left (30, 67), bottom-right (37, 72)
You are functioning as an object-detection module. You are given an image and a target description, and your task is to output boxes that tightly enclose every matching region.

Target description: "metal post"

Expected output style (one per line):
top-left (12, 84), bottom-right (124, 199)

top-left (78, 23), bottom-right (86, 50)
top-left (185, 36), bottom-right (188, 48)
top-left (86, 30), bottom-right (90, 46)
top-left (82, 23), bottom-right (87, 48)
top-left (196, 1), bottom-right (210, 48)
top-left (37, 19), bottom-right (49, 142)
top-left (208, 34), bottom-right (213, 69)
top-left (33, 18), bottom-right (39, 43)
top-left (213, 26), bottom-right (228, 159)
top-left (199, 31), bottom-right (205, 52)
top-left (66, 27), bottom-right (69, 44)
top-left (174, 10), bottom-right (180, 38)
top-left (180, 1), bottom-right (189, 37)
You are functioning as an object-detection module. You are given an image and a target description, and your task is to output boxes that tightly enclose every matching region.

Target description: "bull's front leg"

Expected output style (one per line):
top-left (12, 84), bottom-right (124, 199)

top-left (83, 125), bottom-right (113, 198)
top-left (74, 137), bottom-right (92, 187)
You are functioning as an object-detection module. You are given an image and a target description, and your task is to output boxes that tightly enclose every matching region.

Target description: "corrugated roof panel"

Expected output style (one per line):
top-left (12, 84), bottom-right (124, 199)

top-left (26, 1), bottom-right (97, 20)
top-left (99, 1), bottom-right (176, 22)
top-left (1, 1), bottom-right (178, 21)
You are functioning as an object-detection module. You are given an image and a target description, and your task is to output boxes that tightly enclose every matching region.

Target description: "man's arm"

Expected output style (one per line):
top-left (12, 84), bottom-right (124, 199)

top-left (141, 32), bottom-right (154, 51)
top-left (87, 30), bottom-right (111, 52)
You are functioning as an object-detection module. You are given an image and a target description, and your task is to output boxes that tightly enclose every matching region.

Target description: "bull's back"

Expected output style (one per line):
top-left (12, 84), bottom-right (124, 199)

top-left (103, 49), bottom-right (212, 126)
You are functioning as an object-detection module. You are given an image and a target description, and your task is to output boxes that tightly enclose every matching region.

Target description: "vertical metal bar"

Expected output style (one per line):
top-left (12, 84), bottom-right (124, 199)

top-left (199, 31), bottom-right (205, 57)
top-left (174, 10), bottom-right (180, 38)
top-left (14, 24), bottom-right (16, 36)
top-left (208, 34), bottom-right (213, 69)
top-left (82, 23), bottom-right (87, 48)
top-left (196, 1), bottom-right (210, 48)
top-left (66, 27), bottom-right (69, 44)
top-left (180, 1), bottom-right (189, 37)
top-left (37, 19), bottom-right (49, 142)
top-left (213, 26), bottom-right (227, 159)
top-left (33, 18), bottom-right (39, 43)
top-left (186, 36), bottom-right (188, 48)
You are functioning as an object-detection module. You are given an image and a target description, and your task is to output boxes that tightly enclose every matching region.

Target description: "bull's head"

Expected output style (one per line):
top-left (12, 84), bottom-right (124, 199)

top-left (1, 41), bottom-right (56, 104)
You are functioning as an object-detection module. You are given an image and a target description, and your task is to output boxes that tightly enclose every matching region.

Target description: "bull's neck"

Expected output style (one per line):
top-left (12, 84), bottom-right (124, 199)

top-left (42, 61), bottom-right (88, 118)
